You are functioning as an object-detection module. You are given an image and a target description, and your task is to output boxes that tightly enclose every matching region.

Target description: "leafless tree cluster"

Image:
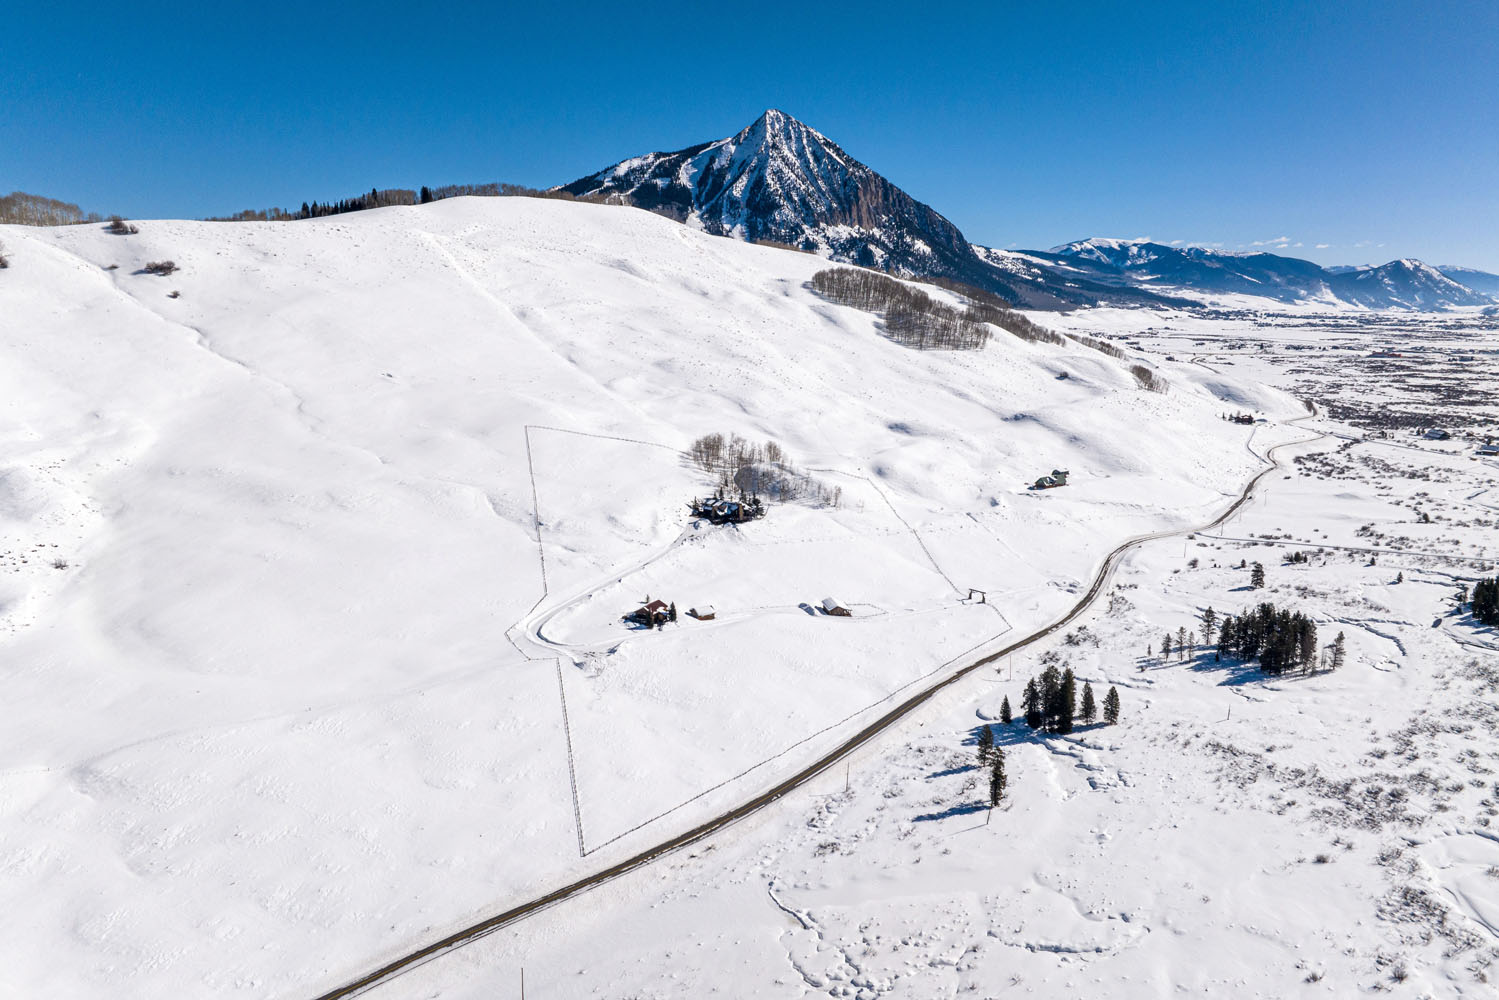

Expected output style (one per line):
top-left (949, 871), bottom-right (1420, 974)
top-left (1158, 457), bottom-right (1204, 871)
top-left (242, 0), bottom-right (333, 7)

top-left (204, 207), bottom-right (297, 222)
top-left (1066, 331), bottom-right (1126, 359)
top-left (422, 182), bottom-right (618, 205)
top-left (751, 238), bottom-right (814, 254)
top-left (687, 433), bottom-right (841, 507)
top-left (143, 260), bottom-right (178, 276)
top-left (105, 216), bottom-right (139, 235)
top-left (0, 191), bottom-right (103, 226)
top-left (1130, 364), bottom-right (1170, 393)
top-left (925, 276), bottom-right (1066, 346)
top-left (809, 268), bottom-right (992, 350)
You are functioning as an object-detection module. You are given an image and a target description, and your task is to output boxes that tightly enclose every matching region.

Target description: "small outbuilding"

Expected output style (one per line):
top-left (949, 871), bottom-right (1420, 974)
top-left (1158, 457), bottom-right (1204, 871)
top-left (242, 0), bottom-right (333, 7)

top-left (1424, 428), bottom-right (1451, 441)
top-left (821, 597), bottom-right (852, 617)
top-left (1478, 442), bottom-right (1499, 456)
top-left (1031, 469), bottom-right (1070, 490)
top-left (687, 605), bottom-right (716, 621)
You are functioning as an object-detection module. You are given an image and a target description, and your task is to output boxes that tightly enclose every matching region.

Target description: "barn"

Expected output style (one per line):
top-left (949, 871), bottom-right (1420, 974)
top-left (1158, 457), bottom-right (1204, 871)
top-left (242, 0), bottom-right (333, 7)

top-left (821, 597), bottom-right (851, 617)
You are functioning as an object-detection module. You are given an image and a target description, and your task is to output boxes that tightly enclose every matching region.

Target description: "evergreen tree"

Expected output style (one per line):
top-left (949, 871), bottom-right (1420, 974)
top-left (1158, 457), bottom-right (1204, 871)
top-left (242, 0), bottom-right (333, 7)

top-left (1217, 615), bottom-right (1237, 656)
top-left (1250, 562), bottom-right (1266, 589)
top-left (1161, 633), bottom-right (1172, 663)
top-left (1176, 626), bottom-right (1188, 660)
top-left (1103, 686), bottom-right (1121, 725)
top-left (1022, 678), bottom-right (1043, 729)
top-left (419, 185), bottom-right (433, 204)
top-left (1057, 668), bottom-right (1077, 734)
top-left (1039, 666), bottom-right (1063, 731)
top-left (1331, 631), bottom-right (1346, 670)
top-left (1080, 682), bottom-right (1097, 724)
top-left (1000, 695), bottom-right (1012, 725)
top-left (989, 749), bottom-right (1007, 807)
top-left (1297, 617), bottom-right (1317, 671)
top-left (668, 602), bottom-right (677, 622)
top-left (976, 723), bottom-right (994, 764)
top-left (1472, 577), bottom-right (1499, 626)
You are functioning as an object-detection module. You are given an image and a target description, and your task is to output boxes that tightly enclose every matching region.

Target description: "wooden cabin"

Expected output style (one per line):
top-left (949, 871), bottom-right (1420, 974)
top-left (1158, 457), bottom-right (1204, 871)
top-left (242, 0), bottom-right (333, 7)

top-left (821, 597), bottom-right (851, 617)
top-left (624, 599), bottom-right (671, 626)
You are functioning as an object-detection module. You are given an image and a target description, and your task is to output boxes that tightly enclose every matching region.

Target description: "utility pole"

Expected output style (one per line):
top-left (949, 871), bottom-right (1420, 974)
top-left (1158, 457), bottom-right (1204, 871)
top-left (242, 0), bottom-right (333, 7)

top-left (845, 763), bottom-right (849, 794)
top-left (521, 967), bottom-right (525, 1000)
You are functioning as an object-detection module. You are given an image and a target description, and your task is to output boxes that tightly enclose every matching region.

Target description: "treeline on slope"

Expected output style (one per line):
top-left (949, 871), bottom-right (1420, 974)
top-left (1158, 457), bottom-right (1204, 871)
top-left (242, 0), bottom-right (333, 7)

top-left (810, 268), bottom-right (992, 350)
top-left (0, 191), bottom-right (108, 227)
top-left (687, 433), bottom-right (841, 507)
top-left (1215, 602), bottom-right (1321, 675)
top-left (1470, 576), bottom-right (1499, 626)
top-left (811, 268), bottom-right (1164, 386)
top-left (205, 182), bottom-right (618, 223)
top-left (1130, 364), bottom-right (1170, 393)
top-left (923, 276), bottom-right (1063, 345)
top-left (929, 277), bottom-right (1132, 362)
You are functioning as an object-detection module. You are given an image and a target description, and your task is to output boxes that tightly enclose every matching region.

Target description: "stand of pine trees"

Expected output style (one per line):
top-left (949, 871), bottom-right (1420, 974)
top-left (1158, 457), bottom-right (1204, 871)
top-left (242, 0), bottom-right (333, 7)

top-left (1473, 577), bottom-right (1499, 626)
top-left (1216, 602), bottom-right (1318, 674)
top-left (297, 187), bottom-right (417, 220)
top-left (1022, 667), bottom-right (1077, 733)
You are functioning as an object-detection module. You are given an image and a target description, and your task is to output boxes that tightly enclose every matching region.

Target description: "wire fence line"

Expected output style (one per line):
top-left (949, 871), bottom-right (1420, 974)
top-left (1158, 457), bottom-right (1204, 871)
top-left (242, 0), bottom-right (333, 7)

top-left (554, 661), bottom-right (587, 858)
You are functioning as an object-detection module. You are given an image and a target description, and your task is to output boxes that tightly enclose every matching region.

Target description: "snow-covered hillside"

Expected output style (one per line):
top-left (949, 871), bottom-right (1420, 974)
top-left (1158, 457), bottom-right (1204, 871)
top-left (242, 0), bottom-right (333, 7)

top-left (0, 198), bottom-right (1300, 998)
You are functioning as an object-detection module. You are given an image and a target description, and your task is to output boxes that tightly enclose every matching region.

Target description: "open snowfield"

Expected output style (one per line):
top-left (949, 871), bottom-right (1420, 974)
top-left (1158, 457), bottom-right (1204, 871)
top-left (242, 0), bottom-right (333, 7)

top-left (0, 198), bottom-right (1306, 998)
top-left (387, 323), bottom-right (1499, 999)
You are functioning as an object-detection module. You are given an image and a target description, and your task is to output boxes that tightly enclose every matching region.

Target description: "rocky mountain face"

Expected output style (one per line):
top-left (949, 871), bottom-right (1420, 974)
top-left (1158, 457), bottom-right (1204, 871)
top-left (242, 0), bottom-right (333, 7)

top-left (557, 111), bottom-right (1178, 310)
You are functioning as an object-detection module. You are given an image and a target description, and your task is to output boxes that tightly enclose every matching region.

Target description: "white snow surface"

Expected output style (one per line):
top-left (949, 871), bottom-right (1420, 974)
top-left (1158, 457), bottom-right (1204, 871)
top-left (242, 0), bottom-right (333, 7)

top-left (0, 198), bottom-right (1302, 998)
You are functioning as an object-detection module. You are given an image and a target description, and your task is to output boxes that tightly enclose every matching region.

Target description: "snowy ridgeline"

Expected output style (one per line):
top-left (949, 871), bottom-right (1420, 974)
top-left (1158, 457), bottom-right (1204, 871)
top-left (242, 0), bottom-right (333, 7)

top-left (0, 197), bottom-right (1300, 998)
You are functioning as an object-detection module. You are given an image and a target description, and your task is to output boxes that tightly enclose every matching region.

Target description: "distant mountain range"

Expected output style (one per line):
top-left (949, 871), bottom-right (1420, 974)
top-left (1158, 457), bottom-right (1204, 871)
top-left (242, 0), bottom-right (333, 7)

top-left (559, 110), bottom-right (1496, 312)
top-left (1022, 239), bottom-right (1497, 310)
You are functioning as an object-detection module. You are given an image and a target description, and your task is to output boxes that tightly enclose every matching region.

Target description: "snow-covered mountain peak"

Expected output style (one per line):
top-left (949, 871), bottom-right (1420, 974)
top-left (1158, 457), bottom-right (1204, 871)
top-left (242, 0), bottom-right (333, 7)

top-left (557, 110), bottom-right (1068, 303)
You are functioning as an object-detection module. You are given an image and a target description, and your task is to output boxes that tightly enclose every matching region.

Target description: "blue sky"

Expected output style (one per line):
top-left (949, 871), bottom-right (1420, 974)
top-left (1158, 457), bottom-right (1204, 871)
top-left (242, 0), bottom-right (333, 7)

top-left (4, 0), bottom-right (1495, 269)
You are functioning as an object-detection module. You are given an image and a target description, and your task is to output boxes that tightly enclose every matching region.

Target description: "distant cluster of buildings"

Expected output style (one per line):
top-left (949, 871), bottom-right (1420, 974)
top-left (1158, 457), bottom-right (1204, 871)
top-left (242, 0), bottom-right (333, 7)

top-left (1418, 427), bottom-right (1499, 457)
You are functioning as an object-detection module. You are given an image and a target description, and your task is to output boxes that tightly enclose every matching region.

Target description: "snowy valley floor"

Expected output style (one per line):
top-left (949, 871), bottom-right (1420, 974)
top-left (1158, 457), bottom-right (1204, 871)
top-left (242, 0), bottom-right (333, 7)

top-left (392, 337), bottom-right (1499, 998)
top-left (2, 202), bottom-right (1496, 998)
